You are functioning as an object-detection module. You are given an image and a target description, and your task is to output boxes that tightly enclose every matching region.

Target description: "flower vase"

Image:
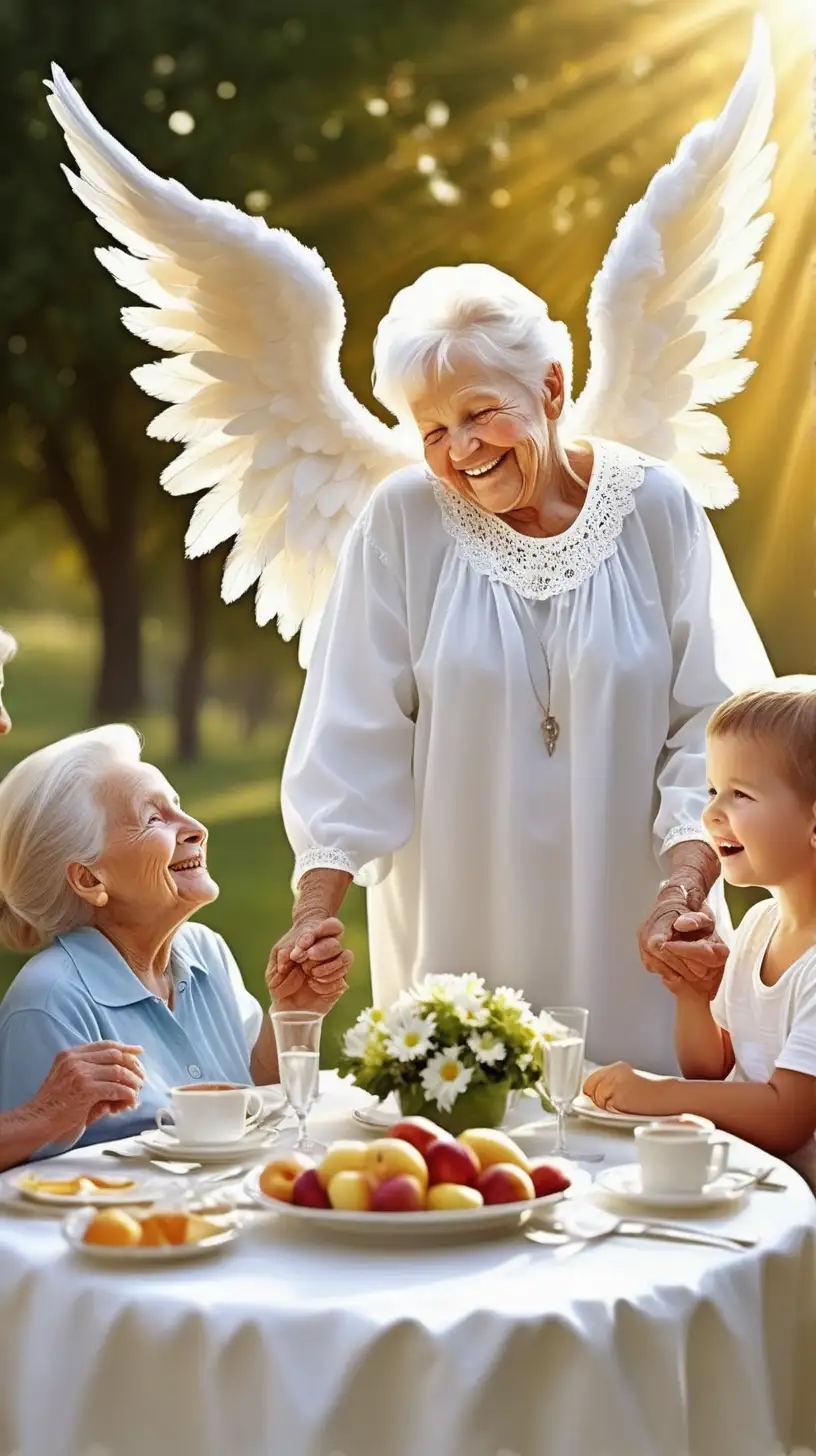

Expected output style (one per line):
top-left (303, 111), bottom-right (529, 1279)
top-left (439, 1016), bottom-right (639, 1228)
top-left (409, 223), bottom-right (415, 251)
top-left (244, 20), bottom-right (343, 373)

top-left (397, 1080), bottom-right (511, 1136)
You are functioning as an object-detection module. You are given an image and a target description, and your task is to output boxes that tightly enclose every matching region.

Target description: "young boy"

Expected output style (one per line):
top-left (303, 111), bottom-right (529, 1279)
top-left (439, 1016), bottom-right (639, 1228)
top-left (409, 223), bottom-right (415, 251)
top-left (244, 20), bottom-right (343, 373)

top-left (584, 678), bottom-right (816, 1182)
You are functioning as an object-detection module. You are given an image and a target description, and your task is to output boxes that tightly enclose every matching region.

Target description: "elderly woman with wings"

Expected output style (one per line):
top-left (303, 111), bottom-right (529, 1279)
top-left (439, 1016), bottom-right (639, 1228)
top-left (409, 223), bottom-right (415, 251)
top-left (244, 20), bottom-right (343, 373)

top-left (48, 23), bottom-right (776, 1071)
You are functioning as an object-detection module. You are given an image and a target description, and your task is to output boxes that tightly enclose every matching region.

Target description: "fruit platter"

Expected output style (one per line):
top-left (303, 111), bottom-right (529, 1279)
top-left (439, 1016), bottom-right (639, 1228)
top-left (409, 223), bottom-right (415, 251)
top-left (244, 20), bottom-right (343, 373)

top-left (246, 1114), bottom-right (590, 1240)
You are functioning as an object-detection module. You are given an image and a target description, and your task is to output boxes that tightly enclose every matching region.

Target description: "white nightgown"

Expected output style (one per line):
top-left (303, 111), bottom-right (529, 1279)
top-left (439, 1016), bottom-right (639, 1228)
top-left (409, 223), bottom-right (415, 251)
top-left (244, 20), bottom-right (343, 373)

top-left (281, 439), bottom-right (773, 1073)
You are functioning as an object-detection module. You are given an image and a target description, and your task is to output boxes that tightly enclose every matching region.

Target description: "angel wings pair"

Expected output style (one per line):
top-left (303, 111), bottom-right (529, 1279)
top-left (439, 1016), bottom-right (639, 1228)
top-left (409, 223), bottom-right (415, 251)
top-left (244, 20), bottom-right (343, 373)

top-left (46, 20), bottom-right (775, 665)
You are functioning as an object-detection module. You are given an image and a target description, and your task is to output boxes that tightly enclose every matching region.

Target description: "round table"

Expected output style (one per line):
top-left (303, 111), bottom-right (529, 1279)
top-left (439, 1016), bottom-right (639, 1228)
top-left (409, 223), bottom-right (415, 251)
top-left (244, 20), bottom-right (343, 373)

top-left (1, 1073), bottom-right (815, 1456)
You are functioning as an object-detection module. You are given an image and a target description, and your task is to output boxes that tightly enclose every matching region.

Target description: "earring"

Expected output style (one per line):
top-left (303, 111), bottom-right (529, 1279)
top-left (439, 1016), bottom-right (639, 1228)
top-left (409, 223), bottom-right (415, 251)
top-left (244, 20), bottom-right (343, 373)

top-left (96, 890), bottom-right (109, 908)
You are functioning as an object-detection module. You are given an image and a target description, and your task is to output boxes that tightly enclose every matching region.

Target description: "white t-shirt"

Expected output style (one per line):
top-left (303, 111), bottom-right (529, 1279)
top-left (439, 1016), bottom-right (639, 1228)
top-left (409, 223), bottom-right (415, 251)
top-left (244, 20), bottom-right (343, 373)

top-left (712, 897), bottom-right (816, 1184)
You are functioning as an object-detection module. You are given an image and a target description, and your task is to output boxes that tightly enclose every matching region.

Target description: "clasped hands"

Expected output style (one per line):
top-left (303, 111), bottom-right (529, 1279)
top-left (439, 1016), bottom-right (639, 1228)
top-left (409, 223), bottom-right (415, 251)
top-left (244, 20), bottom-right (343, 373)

top-left (265, 916), bottom-right (353, 1014)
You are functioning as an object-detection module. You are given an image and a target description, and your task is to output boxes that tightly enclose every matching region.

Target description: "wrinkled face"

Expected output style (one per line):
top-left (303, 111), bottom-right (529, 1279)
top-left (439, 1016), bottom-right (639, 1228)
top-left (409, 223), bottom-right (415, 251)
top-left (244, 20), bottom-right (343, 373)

top-left (87, 761), bottom-right (218, 923)
top-left (0, 666), bottom-right (11, 735)
top-left (410, 355), bottom-right (558, 516)
top-left (703, 733), bottom-right (816, 889)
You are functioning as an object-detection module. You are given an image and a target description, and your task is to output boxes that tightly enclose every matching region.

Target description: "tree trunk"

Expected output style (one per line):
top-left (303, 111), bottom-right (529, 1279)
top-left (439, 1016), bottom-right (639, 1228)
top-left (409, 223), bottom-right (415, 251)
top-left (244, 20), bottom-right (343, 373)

top-left (175, 556), bottom-right (208, 762)
top-left (94, 548), bottom-right (144, 720)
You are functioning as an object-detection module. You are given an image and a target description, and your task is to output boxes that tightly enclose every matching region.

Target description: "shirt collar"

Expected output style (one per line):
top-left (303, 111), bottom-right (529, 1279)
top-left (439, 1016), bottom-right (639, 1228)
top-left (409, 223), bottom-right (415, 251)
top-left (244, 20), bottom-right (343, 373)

top-left (56, 927), bottom-right (209, 1009)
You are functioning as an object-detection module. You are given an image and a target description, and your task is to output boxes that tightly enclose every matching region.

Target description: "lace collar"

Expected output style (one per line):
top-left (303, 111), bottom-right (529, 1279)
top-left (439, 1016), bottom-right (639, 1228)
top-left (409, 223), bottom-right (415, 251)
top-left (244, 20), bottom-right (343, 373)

top-left (429, 437), bottom-right (646, 601)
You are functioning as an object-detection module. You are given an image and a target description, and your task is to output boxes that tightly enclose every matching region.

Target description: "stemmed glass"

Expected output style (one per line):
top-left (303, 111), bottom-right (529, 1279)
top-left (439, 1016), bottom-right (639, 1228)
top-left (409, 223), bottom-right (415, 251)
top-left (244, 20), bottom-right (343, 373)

top-left (542, 1006), bottom-right (589, 1161)
top-left (270, 1010), bottom-right (325, 1156)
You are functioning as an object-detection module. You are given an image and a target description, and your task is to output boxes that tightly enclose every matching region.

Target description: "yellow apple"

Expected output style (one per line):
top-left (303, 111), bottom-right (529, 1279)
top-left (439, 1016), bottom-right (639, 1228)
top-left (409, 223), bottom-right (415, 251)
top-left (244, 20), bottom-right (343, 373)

top-left (327, 1170), bottom-right (374, 1212)
top-left (457, 1128), bottom-right (531, 1173)
top-left (426, 1183), bottom-right (484, 1212)
top-left (259, 1153), bottom-right (316, 1203)
top-left (363, 1137), bottom-right (429, 1191)
top-left (317, 1140), bottom-right (369, 1190)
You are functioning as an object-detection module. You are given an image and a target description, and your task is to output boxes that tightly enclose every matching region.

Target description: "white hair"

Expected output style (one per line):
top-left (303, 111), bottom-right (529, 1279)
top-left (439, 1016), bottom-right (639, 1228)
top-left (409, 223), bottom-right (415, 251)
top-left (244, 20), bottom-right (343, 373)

top-left (372, 264), bottom-right (574, 424)
top-left (0, 628), bottom-right (17, 667)
top-left (0, 725), bottom-right (142, 953)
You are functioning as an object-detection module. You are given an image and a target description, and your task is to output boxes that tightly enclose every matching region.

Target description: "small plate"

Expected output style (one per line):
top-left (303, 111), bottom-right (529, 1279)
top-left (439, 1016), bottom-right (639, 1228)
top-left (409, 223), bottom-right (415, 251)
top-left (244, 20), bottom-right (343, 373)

top-left (596, 1163), bottom-right (750, 1210)
top-left (137, 1126), bottom-right (278, 1164)
top-left (13, 1171), bottom-right (157, 1208)
top-left (571, 1093), bottom-right (674, 1129)
top-left (244, 1162), bottom-right (592, 1241)
top-left (62, 1207), bottom-right (240, 1263)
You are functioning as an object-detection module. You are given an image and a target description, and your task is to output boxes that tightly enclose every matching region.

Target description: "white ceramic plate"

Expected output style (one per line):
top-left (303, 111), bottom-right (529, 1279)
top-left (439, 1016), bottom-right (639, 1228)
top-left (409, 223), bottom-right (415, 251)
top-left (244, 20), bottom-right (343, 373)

top-left (570, 1092), bottom-right (673, 1129)
top-left (137, 1126), bottom-right (279, 1164)
top-left (12, 1171), bottom-right (157, 1208)
top-left (62, 1206), bottom-right (240, 1263)
top-left (243, 1162), bottom-right (592, 1241)
top-left (595, 1163), bottom-right (750, 1210)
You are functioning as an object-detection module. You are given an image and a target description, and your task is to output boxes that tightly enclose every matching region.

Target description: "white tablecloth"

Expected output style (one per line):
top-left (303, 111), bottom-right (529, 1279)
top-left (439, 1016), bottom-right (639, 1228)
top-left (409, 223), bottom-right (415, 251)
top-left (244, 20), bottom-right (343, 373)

top-left (0, 1073), bottom-right (815, 1456)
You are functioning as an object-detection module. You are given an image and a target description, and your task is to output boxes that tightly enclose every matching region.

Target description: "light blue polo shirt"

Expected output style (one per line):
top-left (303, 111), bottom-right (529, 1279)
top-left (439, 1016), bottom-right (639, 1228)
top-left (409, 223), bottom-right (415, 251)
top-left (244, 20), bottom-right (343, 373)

top-left (0, 921), bottom-right (264, 1156)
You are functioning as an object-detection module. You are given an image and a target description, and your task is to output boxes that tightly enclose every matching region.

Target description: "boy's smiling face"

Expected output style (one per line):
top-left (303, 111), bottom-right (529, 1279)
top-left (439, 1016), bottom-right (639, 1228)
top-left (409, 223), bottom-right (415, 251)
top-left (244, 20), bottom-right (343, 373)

top-left (703, 732), bottom-right (816, 888)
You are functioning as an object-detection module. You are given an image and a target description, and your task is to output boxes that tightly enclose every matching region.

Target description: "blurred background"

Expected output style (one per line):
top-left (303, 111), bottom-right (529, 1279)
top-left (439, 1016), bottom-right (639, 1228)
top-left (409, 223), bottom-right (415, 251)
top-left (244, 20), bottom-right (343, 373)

top-left (0, 0), bottom-right (813, 1062)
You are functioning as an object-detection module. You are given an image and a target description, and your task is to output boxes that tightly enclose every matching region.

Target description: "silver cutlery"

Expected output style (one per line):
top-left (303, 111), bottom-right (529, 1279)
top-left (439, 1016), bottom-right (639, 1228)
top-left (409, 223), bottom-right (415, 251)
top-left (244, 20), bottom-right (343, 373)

top-left (528, 1205), bottom-right (756, 1252)
top-left (729, 1164), bottom-right (786, 1192)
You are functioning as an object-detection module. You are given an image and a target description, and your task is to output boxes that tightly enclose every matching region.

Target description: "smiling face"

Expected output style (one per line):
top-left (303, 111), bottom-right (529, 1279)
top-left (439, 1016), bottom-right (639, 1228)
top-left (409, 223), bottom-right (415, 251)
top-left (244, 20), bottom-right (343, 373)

top-left (74, 761), bottom-right (218, 928)
top-left (410, 354), bottom-right (562, 516)
top-left (703, 733), bottom-right (816, 889)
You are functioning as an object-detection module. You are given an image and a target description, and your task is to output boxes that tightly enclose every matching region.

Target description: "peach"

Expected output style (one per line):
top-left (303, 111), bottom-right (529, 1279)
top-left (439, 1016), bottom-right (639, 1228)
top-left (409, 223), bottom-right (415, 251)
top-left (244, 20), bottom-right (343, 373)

top-left (426, 1183), bottom-right (484, 1212)
top-left (458, 1128), bottom-right (531, 1174)
top-left (389, 1116), bottom-right (453, 1159)
top-left (259, 1153), bottom-right (316, 1204)
top-left (292, 1168), bottom-right (332, 1209)
top-left (327, 1170), bottom-right (374, 1212)
top-left (529, 1160), bottom-right (572, 1198)
top-left (476, 1163), bottom-right (535, 1205)
top-left (425, 1138), bottom-right (480, 1188)
top-left (372, 1174), bottom-right (425, 1213)
top-left (83, 1209), bottom-right (142, 1247)
top-left (316, 1140), bottom-right (369, 1190)
top-left (363, 1138), bottom-right (429, 1192)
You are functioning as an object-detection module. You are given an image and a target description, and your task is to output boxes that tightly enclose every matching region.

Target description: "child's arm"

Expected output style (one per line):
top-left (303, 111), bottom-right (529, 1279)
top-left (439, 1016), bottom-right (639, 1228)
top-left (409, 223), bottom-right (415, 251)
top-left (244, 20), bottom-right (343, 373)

top-left (583, 1062), bottom-right (816, 1158)
top-left (670, 979), bottom-right (735, 1081)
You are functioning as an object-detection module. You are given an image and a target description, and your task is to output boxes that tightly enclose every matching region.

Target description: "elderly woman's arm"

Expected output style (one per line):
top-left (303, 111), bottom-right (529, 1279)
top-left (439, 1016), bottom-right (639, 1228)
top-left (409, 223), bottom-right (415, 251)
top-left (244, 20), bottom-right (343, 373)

top-left (0, 1041), bottom-right (144, 1168)
top-left (270, 496), bottom-right (417, 1006)
top-left (641, 508), bottom-right (773, 986)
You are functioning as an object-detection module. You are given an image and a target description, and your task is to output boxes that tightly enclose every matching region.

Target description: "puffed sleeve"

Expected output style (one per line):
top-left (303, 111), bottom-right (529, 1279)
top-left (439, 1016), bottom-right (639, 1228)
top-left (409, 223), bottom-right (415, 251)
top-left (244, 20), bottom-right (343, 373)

top-left (654, 511), bottom-right (773, 861)
top-left (281, 511), bottom-right (418, 889)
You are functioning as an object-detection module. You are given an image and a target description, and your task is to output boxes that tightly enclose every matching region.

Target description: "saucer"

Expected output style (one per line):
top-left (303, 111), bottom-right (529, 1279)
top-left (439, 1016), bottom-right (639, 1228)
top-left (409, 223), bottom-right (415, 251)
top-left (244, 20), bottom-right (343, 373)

top-left (596, 1163), bottom-right (751, 1210)
top-left (63, 1207), bottom-right (241, 1263)
top-left (137, 1126), bottom-right (279, 1164)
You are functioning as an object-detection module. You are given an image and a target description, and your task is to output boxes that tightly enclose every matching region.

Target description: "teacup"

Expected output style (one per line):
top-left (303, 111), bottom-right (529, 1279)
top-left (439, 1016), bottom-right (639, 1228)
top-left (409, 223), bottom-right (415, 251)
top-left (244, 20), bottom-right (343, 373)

top-left (156, 1083), bottom-right (264, 1145)
top-left (634, 1116), bottom-right (730, 1194)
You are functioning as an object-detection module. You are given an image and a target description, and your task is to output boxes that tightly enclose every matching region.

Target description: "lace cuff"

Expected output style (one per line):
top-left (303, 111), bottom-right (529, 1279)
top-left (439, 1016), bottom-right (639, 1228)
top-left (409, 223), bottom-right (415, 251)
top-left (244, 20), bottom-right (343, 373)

top-left (661, 824), bottom-right (708, 855)
top-left (293, 846), bottom-right (357, 886)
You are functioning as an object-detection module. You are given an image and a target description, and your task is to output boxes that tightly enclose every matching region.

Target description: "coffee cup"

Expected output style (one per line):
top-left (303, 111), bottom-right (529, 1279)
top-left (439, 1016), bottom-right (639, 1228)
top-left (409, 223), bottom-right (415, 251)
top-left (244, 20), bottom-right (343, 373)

top-left (156, 1083), bottom-right (263, 1145)
top-left (634, 1116), bottom-right (730, 1194)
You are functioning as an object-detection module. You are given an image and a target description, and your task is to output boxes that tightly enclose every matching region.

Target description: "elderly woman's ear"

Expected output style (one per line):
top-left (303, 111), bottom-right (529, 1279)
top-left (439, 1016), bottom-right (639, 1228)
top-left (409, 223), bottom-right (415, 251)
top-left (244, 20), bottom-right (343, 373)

top-left (542, 361), bottom-right (566, 421)
top-left (66, 863), bottom-right (109, 910)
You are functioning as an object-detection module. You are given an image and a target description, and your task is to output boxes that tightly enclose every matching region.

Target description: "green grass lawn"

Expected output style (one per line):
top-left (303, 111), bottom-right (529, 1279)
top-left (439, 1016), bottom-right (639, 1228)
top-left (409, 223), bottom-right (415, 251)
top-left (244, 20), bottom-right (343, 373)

top-left (0, 613), bottom-right (372, 1066)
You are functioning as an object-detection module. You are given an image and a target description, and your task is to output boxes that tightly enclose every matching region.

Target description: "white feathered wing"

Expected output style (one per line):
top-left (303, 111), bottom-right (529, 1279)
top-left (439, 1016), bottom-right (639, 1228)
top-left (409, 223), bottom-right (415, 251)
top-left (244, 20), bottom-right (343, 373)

top-left (566, 17), bottom-right (776, 506)
top-left (45, 66), bottom-right (418, 665)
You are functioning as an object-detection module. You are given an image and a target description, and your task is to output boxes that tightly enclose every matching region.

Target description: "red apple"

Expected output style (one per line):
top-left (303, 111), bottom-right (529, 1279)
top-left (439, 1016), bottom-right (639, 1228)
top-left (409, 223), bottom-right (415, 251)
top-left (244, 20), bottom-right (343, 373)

top-left (425, 1138), bottom-right (481, 1188)
top-left (476, 1163), bottom-right (535, 1205)
top-left (371, 1174), bottom-right (425, 1213)
top-left (529, 1160), bottom-right (571, 1198)
top-left (292, 1168), bottom-right (332, 1209)
top-left (389, 1116), bottom-right (453, 1160)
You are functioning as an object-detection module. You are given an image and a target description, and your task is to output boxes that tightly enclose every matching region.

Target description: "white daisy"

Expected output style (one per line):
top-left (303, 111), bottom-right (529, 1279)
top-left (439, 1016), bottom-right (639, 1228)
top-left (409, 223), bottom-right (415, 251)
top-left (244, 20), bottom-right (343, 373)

top-left (384, 1011), bottom-right (438, 1063)
top-left (516, 1052), bottom-right (533, 1072)
top-left (468, 1030), bottom-right (507, 1066)
top-left (342, 1006), bottom-right (387, 1060)
top-left (490, 986), bottom-right (531, 1016)
top-left (536, 1009), bottom-right (571, 1042)
top-left (420, 1048), bottom-right (474, 1112)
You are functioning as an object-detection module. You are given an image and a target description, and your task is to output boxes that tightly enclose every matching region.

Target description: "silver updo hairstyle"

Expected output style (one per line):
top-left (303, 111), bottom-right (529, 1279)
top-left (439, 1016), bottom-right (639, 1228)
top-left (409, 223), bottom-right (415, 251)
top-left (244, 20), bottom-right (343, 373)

top-left (0, 725), bottom-right (142, 953)
top-left (372, 263), bottom-right (574, 424)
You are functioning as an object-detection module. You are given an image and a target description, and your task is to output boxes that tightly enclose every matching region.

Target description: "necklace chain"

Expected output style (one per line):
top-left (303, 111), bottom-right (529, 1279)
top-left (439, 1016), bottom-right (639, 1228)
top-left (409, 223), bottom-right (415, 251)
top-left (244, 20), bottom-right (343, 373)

top-left (518, 606), bottom-right (560, 757)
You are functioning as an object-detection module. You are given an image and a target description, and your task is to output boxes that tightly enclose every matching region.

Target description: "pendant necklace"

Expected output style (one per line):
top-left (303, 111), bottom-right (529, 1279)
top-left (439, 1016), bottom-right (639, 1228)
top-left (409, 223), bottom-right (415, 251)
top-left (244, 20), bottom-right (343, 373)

top-left (514, 598), bottom-right (560, 756)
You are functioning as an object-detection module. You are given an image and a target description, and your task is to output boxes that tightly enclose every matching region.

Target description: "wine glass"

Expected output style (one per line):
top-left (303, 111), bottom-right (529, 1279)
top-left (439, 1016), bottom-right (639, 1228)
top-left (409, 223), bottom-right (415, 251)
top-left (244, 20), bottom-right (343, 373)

top-left (270, 1010), bottom-right (325, 1156)
top-left (542, 1006), bottom-right (589, 1160)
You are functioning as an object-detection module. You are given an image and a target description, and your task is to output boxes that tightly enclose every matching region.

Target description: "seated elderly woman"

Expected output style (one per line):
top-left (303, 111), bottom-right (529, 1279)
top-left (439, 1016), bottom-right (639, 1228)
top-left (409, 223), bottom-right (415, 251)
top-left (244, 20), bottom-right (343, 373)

top-left (0, 725), bottom-right (337, 1155)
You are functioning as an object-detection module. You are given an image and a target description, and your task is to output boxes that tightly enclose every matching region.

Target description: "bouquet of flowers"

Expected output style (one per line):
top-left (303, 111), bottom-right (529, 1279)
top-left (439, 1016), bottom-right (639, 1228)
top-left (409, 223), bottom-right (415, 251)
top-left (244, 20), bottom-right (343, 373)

top-left (337, 974), bottom-right (564, 1133)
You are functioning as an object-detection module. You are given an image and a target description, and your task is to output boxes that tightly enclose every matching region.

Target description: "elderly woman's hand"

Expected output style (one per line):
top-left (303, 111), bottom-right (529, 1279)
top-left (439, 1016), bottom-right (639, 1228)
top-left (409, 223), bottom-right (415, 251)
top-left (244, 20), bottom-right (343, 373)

top-left (638, 884), bottom-right (728, 997)
top-left (27, 1042), bottom-right (145, 1144)
top-left (266, 917), bottom-right (353, 1014)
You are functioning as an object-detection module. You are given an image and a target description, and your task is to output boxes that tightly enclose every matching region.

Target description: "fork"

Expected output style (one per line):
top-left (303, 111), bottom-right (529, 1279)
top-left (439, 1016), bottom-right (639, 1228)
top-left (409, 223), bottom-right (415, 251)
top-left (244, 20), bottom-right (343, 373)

top-left (529, 1207), bottom-right (756, 1252)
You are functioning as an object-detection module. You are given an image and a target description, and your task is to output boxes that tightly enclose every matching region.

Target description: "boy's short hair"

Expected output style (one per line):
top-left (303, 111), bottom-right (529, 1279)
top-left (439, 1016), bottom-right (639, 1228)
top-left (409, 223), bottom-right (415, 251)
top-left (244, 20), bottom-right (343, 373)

top-left (707, 676), bottom-right (816, 804)
top-left (0, 629), bottom-right (17, 667)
